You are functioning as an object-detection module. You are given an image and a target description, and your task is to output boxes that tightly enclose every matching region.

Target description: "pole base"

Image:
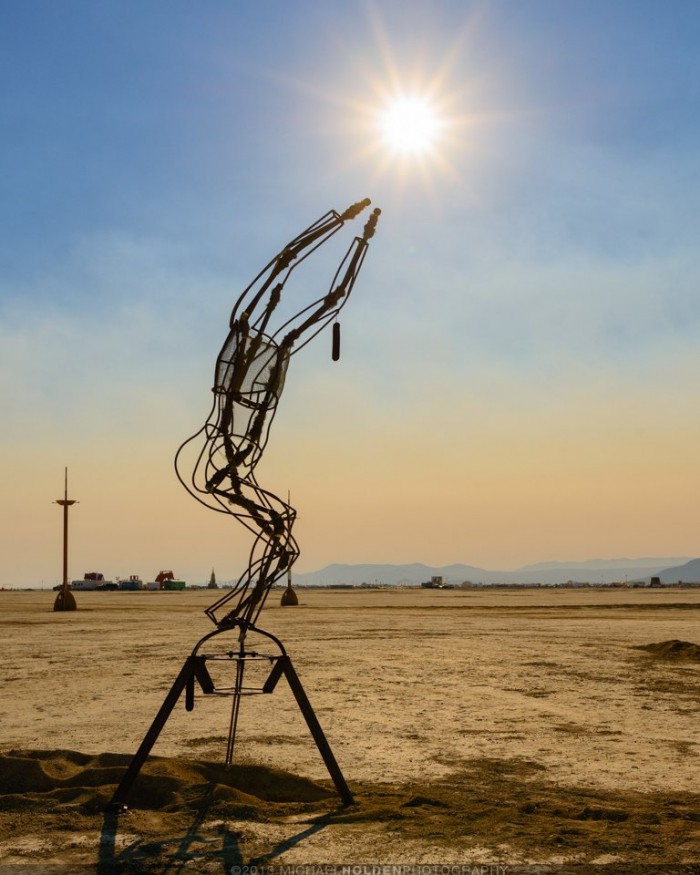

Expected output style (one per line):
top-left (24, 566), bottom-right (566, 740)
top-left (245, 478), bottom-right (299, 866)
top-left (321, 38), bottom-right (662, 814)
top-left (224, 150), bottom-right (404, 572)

top-left (54, 588), bottom-right (77, 611)
top-left (280, 584), bottom-right (298, 606)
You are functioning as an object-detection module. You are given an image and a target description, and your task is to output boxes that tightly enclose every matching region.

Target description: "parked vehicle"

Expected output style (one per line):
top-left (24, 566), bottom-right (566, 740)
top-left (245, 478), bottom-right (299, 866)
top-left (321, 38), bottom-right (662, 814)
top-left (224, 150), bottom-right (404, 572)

top-left (71, 573), bottom-right (115, 591)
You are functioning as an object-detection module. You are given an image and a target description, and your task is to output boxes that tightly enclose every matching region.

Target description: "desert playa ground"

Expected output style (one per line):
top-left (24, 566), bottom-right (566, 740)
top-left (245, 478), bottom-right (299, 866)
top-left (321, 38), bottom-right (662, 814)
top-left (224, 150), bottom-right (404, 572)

top-left (1, 585), bottom-right (699, 873)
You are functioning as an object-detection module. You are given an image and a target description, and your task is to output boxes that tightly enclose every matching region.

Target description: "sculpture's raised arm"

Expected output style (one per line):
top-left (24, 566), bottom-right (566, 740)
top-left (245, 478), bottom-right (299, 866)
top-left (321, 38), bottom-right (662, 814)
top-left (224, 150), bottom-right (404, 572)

top-left (275, 204), bottom-right (381, 355)
top-left (229, 198), bottom-right (372, 336)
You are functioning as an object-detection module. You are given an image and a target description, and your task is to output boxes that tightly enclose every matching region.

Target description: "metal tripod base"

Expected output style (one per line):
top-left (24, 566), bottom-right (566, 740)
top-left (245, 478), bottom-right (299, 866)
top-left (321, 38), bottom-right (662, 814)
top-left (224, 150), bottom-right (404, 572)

top-left (109, 623), bottom-right (353, 810)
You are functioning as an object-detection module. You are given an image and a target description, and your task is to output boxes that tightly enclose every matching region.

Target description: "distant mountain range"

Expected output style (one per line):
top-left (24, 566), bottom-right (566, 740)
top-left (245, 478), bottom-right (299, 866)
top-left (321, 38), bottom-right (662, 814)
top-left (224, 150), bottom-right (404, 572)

top-left (657, 557), bottom-right (700, 584)
top-left (291, 557), bottom-right (697, 587)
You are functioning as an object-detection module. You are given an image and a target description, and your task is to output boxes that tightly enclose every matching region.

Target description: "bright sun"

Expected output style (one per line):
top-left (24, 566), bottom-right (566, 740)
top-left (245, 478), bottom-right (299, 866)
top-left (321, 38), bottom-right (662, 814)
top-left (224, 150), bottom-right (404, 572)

top-left (379, 95), bottom-right (442, 156)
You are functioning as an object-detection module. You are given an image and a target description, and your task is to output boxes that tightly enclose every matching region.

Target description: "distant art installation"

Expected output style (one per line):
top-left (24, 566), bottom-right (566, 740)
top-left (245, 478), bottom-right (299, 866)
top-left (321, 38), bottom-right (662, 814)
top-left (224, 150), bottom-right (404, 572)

top-left (111, 199), bottom-right (380, 810)
top-left (53, 468), bottom-right (78, 612)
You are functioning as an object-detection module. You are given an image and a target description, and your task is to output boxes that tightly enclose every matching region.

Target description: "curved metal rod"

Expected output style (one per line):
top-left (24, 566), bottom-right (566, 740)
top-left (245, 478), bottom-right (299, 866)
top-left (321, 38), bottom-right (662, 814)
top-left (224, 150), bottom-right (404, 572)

top-left (190, 618), bottom-right (288, 660)
top-left (175, 201), bottom-right (381, 633)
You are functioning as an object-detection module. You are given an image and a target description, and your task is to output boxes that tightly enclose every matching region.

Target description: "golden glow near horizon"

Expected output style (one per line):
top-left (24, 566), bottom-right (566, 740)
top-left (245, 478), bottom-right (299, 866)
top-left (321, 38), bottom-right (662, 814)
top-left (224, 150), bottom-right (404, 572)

top-left (378, 94), bottom-right (443, 156)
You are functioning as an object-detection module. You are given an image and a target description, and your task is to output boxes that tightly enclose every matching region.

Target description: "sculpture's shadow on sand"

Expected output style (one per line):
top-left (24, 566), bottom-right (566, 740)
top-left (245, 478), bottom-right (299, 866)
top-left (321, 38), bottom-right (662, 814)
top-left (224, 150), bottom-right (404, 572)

top-left (95, 754), bottom-right (340, 873)
top-left (98, 792), bottom-right (339, 873)
top-left (98, 788), bottom-right (242, 874)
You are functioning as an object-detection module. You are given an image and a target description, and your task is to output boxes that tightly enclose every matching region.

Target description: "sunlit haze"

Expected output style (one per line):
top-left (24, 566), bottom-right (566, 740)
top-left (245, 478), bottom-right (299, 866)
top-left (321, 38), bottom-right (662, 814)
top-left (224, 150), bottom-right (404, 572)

top-left (2, 2), bottom-right (700, 588)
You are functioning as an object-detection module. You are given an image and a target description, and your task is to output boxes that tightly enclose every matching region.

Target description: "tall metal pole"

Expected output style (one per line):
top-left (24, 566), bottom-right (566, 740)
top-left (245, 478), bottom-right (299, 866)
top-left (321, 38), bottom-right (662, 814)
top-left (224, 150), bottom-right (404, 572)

top-left (54, 467), bottom-right (78, 612)
top-left (280, 490), bottom-right (298, 606)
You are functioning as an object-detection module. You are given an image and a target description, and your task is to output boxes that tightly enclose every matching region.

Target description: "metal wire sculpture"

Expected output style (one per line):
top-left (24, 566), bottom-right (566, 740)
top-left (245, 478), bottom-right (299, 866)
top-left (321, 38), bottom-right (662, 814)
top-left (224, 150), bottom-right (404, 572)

top-left (110, 199), bottom-right (380, 811)
top-left (175, 197), bottom-right (380, 635)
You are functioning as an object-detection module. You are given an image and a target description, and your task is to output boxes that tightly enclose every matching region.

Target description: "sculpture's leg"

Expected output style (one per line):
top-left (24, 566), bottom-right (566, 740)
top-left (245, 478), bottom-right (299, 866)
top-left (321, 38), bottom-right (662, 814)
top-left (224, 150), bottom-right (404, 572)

top-left (108, 655), bottom-right (214, 810)
top-left (263, 654), bottom-right (354, 805)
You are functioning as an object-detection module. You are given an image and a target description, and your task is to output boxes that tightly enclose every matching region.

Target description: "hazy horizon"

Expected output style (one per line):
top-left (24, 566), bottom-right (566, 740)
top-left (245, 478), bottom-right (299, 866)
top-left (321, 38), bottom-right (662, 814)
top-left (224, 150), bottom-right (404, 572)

top-left (6, 554), bottom-right (696, 591)
top-left (2, 2), bottom-right (700, 589)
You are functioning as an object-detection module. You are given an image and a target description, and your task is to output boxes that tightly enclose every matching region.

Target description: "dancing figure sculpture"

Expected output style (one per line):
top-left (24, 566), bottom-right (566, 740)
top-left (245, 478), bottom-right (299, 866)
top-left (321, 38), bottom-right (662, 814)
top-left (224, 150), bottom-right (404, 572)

top-left (110, 199), bottom-right (380, 810)
top-left (175, 197), bottom-right (380, 634)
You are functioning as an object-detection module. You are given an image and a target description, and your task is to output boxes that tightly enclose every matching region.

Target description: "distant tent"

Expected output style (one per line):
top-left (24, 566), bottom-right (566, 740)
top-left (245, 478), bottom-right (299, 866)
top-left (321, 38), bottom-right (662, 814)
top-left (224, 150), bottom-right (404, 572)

top-left (208, 568), bottom-right (218, 589)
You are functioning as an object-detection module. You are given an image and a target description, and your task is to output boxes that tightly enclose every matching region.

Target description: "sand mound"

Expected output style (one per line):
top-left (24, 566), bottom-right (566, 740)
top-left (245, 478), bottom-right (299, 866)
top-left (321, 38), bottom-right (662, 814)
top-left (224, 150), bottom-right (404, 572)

top-left (633, 640), bottom-right (700, 661)
top-left (0, 748), bottom-right (333, 816)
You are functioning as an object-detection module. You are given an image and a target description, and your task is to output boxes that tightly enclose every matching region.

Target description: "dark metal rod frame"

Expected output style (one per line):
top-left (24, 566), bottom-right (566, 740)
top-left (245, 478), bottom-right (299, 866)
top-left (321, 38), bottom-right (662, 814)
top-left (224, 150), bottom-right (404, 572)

top-left (111, 202), bottom-right (379, 812)
top-left (109, 622), bottom-right (353, 809)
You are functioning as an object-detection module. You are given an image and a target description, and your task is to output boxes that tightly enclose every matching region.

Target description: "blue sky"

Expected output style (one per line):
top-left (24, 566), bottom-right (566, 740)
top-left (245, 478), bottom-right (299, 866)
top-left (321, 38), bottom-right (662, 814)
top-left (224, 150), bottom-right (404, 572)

top-left (2, 1), bottom-right (700, 587)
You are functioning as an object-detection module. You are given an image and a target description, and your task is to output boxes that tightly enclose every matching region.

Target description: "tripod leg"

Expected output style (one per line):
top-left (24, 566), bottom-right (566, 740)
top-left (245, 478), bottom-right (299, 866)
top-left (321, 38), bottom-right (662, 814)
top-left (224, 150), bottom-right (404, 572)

top-left (278, 656), bottom-right (354, 805)
top-left (262, 656), bottom-right (285, 693)
top-left (109, 656), bottom-right (199, 809)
